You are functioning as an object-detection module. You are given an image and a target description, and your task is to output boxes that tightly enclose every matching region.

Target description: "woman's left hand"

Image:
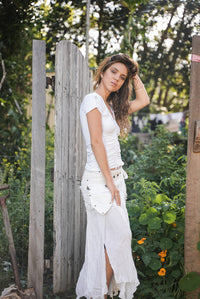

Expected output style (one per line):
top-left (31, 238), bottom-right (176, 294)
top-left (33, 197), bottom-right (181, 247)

top-left (106, 179), bottom-right (121, 206)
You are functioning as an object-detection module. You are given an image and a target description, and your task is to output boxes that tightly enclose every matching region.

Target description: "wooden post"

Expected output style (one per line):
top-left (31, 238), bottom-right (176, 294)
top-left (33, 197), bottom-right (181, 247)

top-left (28, 40), bottom-right (46, 299)
top-left (0, 185), bottom-right (21, 289)
top-left (185, 35), bottom-right (200, 287)
top-left (53, 40), bottom-right (92, 294)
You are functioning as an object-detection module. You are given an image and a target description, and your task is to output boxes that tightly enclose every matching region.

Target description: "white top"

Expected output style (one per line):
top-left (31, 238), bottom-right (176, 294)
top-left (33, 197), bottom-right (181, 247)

top-left (80, 92), bottom-right (124, 171)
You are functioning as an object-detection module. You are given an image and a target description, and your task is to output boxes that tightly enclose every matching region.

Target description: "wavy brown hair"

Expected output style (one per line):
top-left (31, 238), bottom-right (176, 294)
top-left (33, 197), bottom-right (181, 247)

top-left (93, 53), bottom-right (138, 133)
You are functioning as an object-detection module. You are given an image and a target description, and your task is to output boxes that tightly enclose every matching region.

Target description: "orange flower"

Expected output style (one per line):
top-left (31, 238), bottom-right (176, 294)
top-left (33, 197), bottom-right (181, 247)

top-left (160, 257), bottom-right (165, 263)
top-left (158, 249), bottom-right (167, 258)
top-left (158, 268), bottom-right (166, 276)
top-left (172, 222), bottom-right (177, 227)
top-left (137, 238), bottom-right (146, 245)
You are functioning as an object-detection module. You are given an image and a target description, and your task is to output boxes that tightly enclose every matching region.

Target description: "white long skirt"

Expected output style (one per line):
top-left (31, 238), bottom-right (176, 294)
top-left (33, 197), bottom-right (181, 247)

top-left (76, 168), bottom-right (139, 299)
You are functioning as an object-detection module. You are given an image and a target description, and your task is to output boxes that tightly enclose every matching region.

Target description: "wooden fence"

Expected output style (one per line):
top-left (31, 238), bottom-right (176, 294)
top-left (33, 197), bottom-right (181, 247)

top-left (53, 40), bottom-right (92, 293)
top-left (28, 40), bottom-right (92, 298)
top-left (26, 36), bottom-right (200, 298)
top-left (28, 40), bottom-right (46, 299)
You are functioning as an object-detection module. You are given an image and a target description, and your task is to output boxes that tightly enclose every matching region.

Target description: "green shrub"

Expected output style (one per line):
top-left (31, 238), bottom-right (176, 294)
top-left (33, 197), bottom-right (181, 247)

top-left (0, 129), bottom-right (54, 278)
top-left (0, 124), bottom-right (187, 297)
top-left (120, 125), bottom-right (187, 298)
top-left (127, 179), bottom-right (185, 298)
top-left (122, 125), bottom-right (187, 183)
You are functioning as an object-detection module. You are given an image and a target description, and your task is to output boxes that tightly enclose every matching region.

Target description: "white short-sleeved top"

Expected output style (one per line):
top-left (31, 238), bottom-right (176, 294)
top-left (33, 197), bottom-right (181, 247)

top-left (80, 92), bottom-right (124, 171)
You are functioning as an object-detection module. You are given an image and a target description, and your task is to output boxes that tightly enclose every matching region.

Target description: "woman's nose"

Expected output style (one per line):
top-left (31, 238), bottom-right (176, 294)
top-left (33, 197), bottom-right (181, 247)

top-left (114, 74), bottom-right (120, 81)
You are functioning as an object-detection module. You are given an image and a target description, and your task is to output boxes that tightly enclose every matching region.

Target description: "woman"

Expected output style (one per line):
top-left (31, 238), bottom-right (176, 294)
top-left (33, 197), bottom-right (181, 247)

top-left (76, 53), bottom-right (150, 299)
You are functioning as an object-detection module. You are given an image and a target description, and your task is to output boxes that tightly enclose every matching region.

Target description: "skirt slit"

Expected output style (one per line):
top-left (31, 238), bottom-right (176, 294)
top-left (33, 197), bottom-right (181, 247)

top-left (76, 169), bottom-right (139, 299)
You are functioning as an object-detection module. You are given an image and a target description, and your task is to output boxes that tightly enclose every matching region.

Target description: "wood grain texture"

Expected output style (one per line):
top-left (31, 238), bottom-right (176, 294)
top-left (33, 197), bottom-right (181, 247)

top-left (53, 40), bottom-right (92, 293)
top-left (27, 40), bottom-right (46, 299)
top-left (185, 35), bottom-right (200, 281)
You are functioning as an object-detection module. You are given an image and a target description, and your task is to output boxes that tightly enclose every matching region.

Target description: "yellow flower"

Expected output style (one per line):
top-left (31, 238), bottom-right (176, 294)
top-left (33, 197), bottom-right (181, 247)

top-left (158, 249), bottom-right (167, 258)
top-left (158, 268), bottom-right (166, 276)
top-left (137, 238), bottom-right (146, 245)
top-left (160, 257), bottom-right (165, 263)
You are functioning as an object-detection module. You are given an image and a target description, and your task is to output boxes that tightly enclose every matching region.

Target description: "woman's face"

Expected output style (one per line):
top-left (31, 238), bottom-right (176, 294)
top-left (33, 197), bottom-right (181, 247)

top-left (101, 62), bottom-right (128, 93)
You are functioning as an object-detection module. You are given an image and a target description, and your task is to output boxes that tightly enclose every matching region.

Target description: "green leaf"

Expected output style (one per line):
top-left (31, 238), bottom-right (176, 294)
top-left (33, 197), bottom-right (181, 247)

top-left (8, 108), bottom-right (14, 116)
top-left (11, 126), bottom-right (17, 133)
top-left (139, 213), bottom-right (148, 225)
top-left (163, 210), bottom-right (176, 224)
top-left (169, 251), bottom-right (180, 266)
top-left (197, 241), bottom-right (200, 252)
top-left (137, 269), bottom-right (146, 278)
top-left (162, 203), bottom-right (170, 212)
top-left (128, 205), bottom-right (140, 217)
top-left (172, 269), bottom-right (181, 278)
top-left (155, 194), bottom-right (163, 204)
top-left (160, 237), bottom-right (173, 250)
top-left (155, 194), bottom-right (170, 204)
top-left (147, 207), bottom-right (158, 217)
top-left (149, 258), bottom-right (162, 270)
top-left (148, 217), bottom-right (162, 230)
top-left (142, 253), bottom-right (152, 266)
top-left (179, 272), bottom-right (200, 292)
top-left (0, 97), bottom-right (7, 103)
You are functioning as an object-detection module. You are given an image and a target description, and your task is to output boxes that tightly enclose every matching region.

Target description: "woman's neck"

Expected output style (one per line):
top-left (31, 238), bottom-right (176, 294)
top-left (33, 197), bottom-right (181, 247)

top-left (95, 85), bottom-right (110, 102)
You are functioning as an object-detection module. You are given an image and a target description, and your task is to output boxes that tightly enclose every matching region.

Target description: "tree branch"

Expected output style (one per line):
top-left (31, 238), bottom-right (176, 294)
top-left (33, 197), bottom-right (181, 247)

top-left (0, 59), bottom-right (6, 91)
top-left (163, 87), bottom-right (170, 107)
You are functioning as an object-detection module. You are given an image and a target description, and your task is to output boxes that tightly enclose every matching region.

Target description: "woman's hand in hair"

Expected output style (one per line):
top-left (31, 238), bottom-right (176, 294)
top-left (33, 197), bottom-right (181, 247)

top-left (130, 60), bottom-right (138, 77)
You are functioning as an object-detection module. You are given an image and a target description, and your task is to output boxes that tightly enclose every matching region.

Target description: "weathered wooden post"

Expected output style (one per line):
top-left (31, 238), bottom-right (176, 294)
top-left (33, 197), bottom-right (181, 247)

top-left (53, 40), bottom-right (92, 294)
top-left (185, 35), bottom-right (200, 295)
top-left (27, 40), bottom-right (46, 299)
top-left (0, 184), bottom-right (21, 289)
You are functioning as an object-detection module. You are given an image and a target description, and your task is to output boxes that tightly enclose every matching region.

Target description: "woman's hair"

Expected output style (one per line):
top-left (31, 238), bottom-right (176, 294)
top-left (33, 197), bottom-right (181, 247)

top-left (93, 53), bottom-right (138, 133)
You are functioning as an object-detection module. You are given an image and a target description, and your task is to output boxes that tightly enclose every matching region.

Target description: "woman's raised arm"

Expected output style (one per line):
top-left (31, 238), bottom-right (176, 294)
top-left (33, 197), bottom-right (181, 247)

top-left (128, 75), bottom-right (150, 114)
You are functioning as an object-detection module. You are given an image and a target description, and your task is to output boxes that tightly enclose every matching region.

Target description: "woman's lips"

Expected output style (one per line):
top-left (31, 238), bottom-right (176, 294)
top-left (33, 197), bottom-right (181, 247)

top-left (111, 81), bottom-right (117, 87)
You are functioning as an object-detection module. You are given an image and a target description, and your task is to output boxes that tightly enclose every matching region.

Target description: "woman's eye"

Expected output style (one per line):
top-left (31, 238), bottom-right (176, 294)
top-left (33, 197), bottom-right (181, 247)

top-left (111, 70), bottom-right (116, 73)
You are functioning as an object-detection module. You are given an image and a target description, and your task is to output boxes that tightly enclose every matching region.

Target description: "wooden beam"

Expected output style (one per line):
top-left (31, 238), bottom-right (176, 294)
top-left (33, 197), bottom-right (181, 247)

top-left (27, 40), bottom-right (46, 299)
top-left (185, 35), bottom-right (200, 280)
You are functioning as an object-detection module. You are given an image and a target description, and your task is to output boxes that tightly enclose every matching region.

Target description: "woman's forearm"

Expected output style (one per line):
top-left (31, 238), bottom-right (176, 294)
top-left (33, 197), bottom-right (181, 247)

top-left (91, 139), bottom-right (121, 204)
top-left (128, 75), bottom-right (150, 113)
top-left (91, 140), bottom-right (113, 184)
top-left (134, 75), bottom-right (150, 104)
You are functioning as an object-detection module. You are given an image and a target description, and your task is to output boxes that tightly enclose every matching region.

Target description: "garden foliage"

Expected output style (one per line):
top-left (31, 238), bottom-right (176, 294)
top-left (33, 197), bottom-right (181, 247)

top-left (0, 125), bottom-right (187, 297)
top-left (120, 126), bottom-right (187, 298)
top-left (0, 129), bottom-right (54, 291)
